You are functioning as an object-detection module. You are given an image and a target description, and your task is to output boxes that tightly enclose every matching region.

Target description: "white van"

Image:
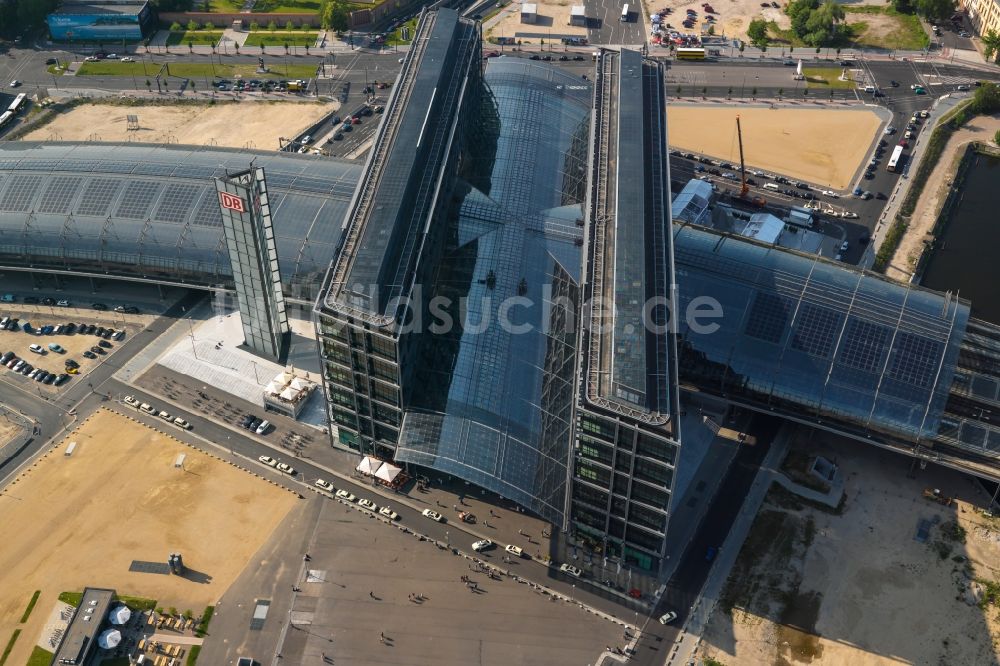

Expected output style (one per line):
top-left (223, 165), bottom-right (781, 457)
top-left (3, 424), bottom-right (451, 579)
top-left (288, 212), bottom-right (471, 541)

top-left (863, 85), bottom-right (876, 93)
top-left (763, 182), bottom-right (780, 191)
top-left (255, 419), bottom-right (270, 435)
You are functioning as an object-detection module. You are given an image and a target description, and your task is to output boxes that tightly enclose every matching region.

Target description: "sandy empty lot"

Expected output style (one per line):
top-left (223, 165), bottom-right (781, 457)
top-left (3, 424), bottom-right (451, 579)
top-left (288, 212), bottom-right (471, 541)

top-left (22, 100), bottom-right (337, 149)
top-left (699, 430), bottom-right (1000, 665)
top-left (0, 409), bottom-right (296, 666)
top-left (667, 105), bottom-right (882, 189)
top-left (0, 419), bottom-right (21, 447)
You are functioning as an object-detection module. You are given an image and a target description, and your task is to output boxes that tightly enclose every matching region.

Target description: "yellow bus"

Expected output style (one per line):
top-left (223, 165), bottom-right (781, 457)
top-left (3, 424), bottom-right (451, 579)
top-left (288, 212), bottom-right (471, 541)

top-left (676, 47), bottom-right (706, 60)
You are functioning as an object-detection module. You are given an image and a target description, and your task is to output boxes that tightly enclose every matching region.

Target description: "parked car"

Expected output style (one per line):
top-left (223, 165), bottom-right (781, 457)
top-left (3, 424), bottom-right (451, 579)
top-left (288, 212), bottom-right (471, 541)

top-left (82, 350), bottom-right (97, 359)
top-left (276, 462), bottom-right (296, 475)
top-left (47, 343), bottom-right (64, 353)
top-left (336, 489), bottom-right (357, 502)
top-left (379, 506), bottom-right (399, 520)
top-left (255, 419), bottom-right (271, 435)
top-left (358, 498), bottom-right (378, 510)
top-left (172, 417), bottom-right (191, 429)
top-left (658, 611), bottom-right (678, 624)
top-left (559, 563), bottom-right (583, 578)
top-left (92, 302), bottom-right (108, 310)
top-left (54, 373), bottom-right (69, 386)
top-left (56, 299), bottom-right (70, 307)
top-left (314, 479), bottom-right (335, 492)
top-left (258, 455), bottom-right (277, 467)
top-left (28, 343), bottom-right (45, 354)
top-left (505, 544), bottom-right (525, 558)
top-left (422, 508), bottom-right (444, 522)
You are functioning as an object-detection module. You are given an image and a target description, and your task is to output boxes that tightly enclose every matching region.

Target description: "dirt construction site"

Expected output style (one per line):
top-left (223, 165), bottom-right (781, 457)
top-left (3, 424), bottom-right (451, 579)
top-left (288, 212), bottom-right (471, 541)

top-left (0, 408), bottom-right (297, 666)
top-left (667, 104), bottom-right (883, 190)
top-left (698, 429), bottom-right (1000, 666)
top-left (22, 99), bottom-right (337, 149)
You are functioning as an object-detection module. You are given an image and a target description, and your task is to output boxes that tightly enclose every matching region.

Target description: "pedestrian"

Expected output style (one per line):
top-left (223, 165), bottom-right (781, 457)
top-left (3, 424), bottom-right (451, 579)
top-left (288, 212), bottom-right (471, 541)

top-left (490, 509), bottom-right (495, 517)
top-left (454, 504), bottom-right (458, 511)
top-left (518, 528), bottom-right (523, 536)
top-left (484, 520), bottom-right (490, 528)
top-left (379, 631), bottom-right (384, 643)
top-left (369, 590), bottom-right (375, 599)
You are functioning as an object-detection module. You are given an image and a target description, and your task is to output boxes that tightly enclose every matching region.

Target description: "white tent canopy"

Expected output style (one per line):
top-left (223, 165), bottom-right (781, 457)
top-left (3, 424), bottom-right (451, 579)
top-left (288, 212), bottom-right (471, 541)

top-left (265, 381), bottom-right (282, 395)
top-left (98, 628), bottom-right (122, 649)
top-left (374, 461), bottom-right (402, 483)
top-left (279, 386), bottom-right (298, 401)
top-left (108, 605), bottom-right (131, 625)
top-left (290, 377), bottom-right (312, 390)
top-left (356, 456), bottom-right (379, 475)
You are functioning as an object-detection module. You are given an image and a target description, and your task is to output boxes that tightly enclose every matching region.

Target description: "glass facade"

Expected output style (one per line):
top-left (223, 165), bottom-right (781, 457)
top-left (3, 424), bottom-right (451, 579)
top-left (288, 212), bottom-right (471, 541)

top-left (672, 224), bottom-right (970, 443)
top-left (215, 167), bottom-right (289, 360)
top-left (0, 142), bottom-right (358, 302)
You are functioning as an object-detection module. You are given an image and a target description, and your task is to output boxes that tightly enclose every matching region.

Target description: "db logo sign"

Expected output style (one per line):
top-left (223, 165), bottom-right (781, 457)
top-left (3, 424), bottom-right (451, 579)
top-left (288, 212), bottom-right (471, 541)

top-left (218, 191), bottom-right (246, 213)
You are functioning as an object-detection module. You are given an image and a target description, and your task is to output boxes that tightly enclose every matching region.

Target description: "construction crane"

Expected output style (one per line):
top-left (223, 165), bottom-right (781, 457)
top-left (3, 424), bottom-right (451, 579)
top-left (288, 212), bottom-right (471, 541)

top-left (736, 116), bottom-right (767, 208)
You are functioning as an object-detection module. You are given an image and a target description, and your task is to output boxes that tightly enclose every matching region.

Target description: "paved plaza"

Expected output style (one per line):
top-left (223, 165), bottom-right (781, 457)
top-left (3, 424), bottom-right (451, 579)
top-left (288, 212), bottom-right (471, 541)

top-left (203, 494), bottom-right (626, 666)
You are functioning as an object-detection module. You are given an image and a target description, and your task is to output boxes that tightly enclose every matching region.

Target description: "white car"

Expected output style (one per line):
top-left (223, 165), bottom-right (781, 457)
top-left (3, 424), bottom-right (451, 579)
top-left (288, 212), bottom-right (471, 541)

top-left (840, 240), bottom-right (850, 252)
top-left (255, 419), bottom-right (270, 435)
top-left (559, 563), bottom-right (583, 577)
top-left (505, 544), bottom-right (525, 558)
top-left (842, 211), bottom-right (858, 219)
top-left (121, 56), bottom-right (135, 63)
top-left (9, 80), bottom-right (20, 88)
top-left (28, 344), bottom-right (45, 354)
top-left (84, 56), bottom-right (98, 61)
top-left (172, 417), bottom-right (191, 429)
top-left (422, 508), bottom-right (444, 522)
top-left (883, 126), bottom-right (896, 135)
top-left (821, 190), bottom-right (837, 198)
top-left (315, 479), bottom-right (335, 492)
top-left (658, 611), bottom-right (678, 625)
top-left (472, 539), bottom-right (494, 552)
top-left (276, 462), bottom-right (296, 475)
top-left (258, 455), bottom-right (277, 467)
top-left (56, 299), bottom-right (70, 306)
top-left (336, 489), bottom-right (356, 502)
top-left (158, 410), bottom-right (172, 421)
top-left (379, 506), bottom-right (399, 520)
top-left (139, 403), bottom-right (156, 414)
top-left (123, 395), bottom-right (140, 407)
top-left (358, 498), bottom-right (378, 511)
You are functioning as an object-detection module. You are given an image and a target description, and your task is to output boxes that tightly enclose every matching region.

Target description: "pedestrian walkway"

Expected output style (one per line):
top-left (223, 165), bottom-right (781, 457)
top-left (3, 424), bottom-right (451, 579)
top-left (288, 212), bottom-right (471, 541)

top-left (666, 425), bottom-right (792, 666)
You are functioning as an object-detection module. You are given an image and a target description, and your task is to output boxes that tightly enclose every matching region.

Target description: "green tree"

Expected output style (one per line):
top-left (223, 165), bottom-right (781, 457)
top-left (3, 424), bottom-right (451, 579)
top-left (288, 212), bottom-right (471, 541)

top-left (250, 21), bottom-right (259, 31)
top-left (994, 129), bottom-right (1000, 146)
top-left (302, 21), bottom-right (311, 30)
top-left (203, 21), bottom-right (214, 30)
top-left (983, 29), bottom-right (1000, 63)
top-left (187, 19), bottom-right (199, 31)
top-left (748, 18), bottom-right (769, 47)
top-left (913, 0), bottom-right (954, 21)
top-left (321, 0), bottom-right (350, 31)
top-left (268, 20), bottom-right (278, 31)
top-left (285, 20), bottom-right (295, 31)
top-left (971, 82), bottom-right (1000, 114)
top-left (707, 24), bottom-right (715, 35)
top-left (170, 21), bottom-right (182, 31)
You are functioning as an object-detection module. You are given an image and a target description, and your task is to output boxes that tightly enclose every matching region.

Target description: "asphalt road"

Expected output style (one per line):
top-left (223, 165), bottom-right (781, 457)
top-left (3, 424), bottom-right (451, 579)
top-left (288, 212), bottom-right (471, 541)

top-left (585, 0), bottom-right (652, 46)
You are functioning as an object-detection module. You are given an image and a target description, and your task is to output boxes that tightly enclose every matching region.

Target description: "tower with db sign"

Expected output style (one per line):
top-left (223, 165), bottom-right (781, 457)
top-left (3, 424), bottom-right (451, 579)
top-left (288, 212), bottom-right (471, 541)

top-left (215, 166), bottom-right (290, 361)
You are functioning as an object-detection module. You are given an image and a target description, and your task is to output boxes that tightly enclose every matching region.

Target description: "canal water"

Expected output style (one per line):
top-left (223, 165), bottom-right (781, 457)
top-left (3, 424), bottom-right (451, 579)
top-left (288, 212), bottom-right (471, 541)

top-left (921, 152), bottom-right (1000, 324)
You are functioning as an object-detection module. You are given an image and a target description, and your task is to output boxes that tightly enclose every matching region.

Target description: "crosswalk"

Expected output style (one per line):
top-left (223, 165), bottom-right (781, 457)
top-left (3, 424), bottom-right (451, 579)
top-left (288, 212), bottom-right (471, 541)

top-left (920, 73), bottom-right (975, 85)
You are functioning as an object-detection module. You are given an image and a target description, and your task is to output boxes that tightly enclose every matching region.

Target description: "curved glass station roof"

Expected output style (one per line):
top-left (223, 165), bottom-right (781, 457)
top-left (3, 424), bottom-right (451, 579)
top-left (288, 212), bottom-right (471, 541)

top-left (0, 142), bottom-right (359, 300)
top-left (393, 59), bottom-right (592, 523)
top-left (672, 224), bottom-right (970, 444)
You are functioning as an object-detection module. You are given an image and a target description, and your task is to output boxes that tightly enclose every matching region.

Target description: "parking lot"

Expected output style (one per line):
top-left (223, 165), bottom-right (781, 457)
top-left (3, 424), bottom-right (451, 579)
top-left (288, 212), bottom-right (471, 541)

top-left (0, 304), bottom-right (143, 393)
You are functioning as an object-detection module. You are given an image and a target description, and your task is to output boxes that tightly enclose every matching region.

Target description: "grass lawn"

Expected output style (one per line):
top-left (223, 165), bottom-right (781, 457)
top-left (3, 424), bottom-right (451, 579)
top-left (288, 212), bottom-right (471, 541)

top-left (205, 0), bottom-right (242, 10)
top-left (0, 630), bottom-right (19, 666)
top-left (386, 17), bottom-right (418, 46)
top-left (100, 659), bottom-right (131, 666)
top-left (77, 61), bottom-right (319, 80)
top-left (802, 66), bottom-right (855, 89)
top-left (244, 31), bottom-right (318, 47)
top-left (166, 31), bottom-right (225, 46)
top-left (57, 591), bottom-right (82, 608)
top-left (253, 0), bottom-right (322, 10)
top-left (844, 6), bottom-right (930, 50)
top-left (19, 591), bottom-right (41, 624)
top-left (186, 645), bottom-right (201, 666)
top-left (24, 647), bottom-right (51, 666)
